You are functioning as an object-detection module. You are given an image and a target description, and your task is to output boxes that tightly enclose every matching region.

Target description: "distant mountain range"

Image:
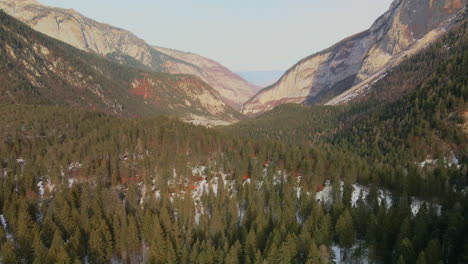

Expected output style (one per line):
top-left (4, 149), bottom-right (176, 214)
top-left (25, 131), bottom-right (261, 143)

top-left (235, 71), bottom-right (284, 89)
top-left (0, 0), bottom-right (257, 110)
top-left (242, 0), bottom-right (467, 115)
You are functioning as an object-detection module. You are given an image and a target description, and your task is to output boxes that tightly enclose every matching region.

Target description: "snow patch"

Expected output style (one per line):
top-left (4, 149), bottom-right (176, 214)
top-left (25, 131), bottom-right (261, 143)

top-left (418, 154), bottom-right (461, 168)
top-left (0, 214), bottom-right (14, 241)
top-left (315, 181), bottom-right (441, 216)
top-left (37, 180), bottom-right (44, 198)
top-left (68, 162), bottom-right (82, 171)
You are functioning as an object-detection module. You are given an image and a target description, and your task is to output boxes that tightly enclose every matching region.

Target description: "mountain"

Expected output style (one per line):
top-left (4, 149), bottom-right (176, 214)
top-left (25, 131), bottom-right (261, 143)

top-left (228, 18), bottom-right (467, 162)
top-left (152, 46), bottom-right (257, 109)
top-left (242, 0), bottom-right (467, 115)
top-left (0, 10), bottom-right (241, 124)
top-left (0, 0), bottom-right (257, 109)
top-left (235, 70), bottom-right (284, 88)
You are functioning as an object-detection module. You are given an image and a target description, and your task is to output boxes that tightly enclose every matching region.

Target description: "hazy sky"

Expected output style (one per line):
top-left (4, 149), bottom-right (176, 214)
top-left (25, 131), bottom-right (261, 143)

top-left (39, 0), bottom-right (393, 71)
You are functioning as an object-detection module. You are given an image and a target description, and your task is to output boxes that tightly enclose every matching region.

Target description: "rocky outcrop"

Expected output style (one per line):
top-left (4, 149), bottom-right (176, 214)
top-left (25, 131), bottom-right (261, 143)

top-left (0, 0), bottom-right (256, 108)
top-left (242, 0), bottom-right (467, 115)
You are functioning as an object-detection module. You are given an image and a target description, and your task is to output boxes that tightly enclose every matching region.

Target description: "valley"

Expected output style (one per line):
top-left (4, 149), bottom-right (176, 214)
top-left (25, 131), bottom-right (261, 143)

top-left (0, 0), bottom-right (466, 263)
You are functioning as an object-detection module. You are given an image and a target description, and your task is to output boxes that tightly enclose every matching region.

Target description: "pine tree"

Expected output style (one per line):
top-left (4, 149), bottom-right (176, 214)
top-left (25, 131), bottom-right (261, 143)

top-left (165, 235), bottom-right (177, 264)
top-left (15, 200), bottom-right (35, 261)
top-left (397, 255), bottom-right (406, 264)
top-left (253, 249), bottom-right (264, 264)
top-left (397, 238), bottom-right (416, 264)
top-left (225, 241), bottom-right (241, 264)
top-left (342, 181), bottom-right (353, 208)
top-left (266, 243), bottom-right (280, 264)
top-left (306, 241), bottom-right (320, 264)
top-left (0, 224), bottom-right (5, 246)
top-left (68, 227), bottom-right (83, 261)
top-left (335, 209), bottom-right (356, 259)
top-left (244, 229), bottom-right (257, 263)
top-left (47, 229), bottom-right (71, 264)
top-left (125, 215), bottom-right (140, 261)
top-left (149, 219), bottom-right (167, 264)
top-left (89, 218), bottom-right (113, 263)
top-left (425, 239), bottom-right (442, 264)
top-left (225, 248), bottom-right (240, 264)
top-left (1, 241), bottom-right (17, 264)
top-left (416, 251), bottom-right (427, 264)
top-left (32, 231), bottom-right (49, 264)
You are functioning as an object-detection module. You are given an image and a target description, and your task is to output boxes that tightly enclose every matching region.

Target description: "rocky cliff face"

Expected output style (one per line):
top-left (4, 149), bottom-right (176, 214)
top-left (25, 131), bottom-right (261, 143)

top-left (243, 0), bottom-right (467, 115)
top-left (0, 0), bottom-right (256, 108)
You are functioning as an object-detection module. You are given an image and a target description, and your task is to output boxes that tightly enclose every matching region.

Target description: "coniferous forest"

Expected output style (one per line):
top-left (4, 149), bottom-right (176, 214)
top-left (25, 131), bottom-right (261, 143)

top-left (0, 3), bottom-right (467, 264)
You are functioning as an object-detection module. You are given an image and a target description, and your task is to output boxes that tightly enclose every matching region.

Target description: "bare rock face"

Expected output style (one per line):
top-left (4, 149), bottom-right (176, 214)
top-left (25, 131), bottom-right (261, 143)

top-left (0, 0), bottom-right (256, 108)
top-left (0, 0), bottom-right (154, 65)
top-left (242, 0), bottom-right (467, 115)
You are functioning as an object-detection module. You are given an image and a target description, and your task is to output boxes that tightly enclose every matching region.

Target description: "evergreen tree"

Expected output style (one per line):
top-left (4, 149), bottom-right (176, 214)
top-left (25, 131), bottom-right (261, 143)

top-left (1, 241), bottom-right (17, 264)
top-left (335, 209), bottom-right (356, 259)
top-left (425, 239), bottom-right (442, 264)
top-left (48, 229), bottom-right (69, 263)
top-left (89, 218), bottom-right (113, 263)
top-left (416, 251), bottom-right (427, 264)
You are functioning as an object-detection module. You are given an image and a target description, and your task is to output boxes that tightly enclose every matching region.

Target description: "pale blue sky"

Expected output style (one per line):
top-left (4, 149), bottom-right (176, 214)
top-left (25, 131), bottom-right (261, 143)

top-left (39, 0), bottom-right (393, 71)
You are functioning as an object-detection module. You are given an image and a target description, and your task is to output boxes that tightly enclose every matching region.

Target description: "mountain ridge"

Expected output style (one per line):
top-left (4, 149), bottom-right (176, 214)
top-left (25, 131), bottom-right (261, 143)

top-left (0, 10), bottom-right (241, 125)
top-left (242, 0), bottom-right (467, 115)
top-left (0, 0), bottom-right (257, 109)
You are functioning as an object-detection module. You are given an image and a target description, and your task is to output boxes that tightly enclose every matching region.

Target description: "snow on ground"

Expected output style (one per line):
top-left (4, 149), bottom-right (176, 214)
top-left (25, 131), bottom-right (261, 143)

top-left (350, 183), bottom-right (393, 209)
top-left (139, 183), bottom-right (146, 205)
top-left (315, 181), bottom-right (333, 204)
top-left (296, 186), bottom-right (302, 199)
top-left (148, 162), bottom-right (444, 226)
top-left (158, 166), bottom-right (236, 224)
top-left (332, 242), bottom-right (369, 264)
top-left (419, 159), bottom-right (437, 167)
top-left (418, 153), bottom-right (461, 168)
top-left (68, 162), bottom-right (83, 171)
top-left (0, 214), bottom-right (7, 230)
top-left (37, 180), bottom-right (44, 198)
top-left (315, 181), bottom-right (440, 216)
top-left (0, 214), bottom-right (14, 241)
top-left (185, 114), bottom-right (234, 127)
top-left (36, 181), bottom-right (45, 221)
top-left (45, 180), bottom-right (54, 194)
top-left (331, 245), bottom-right (342, 264)
top-left (68, 178), bottom-right (76, 187)
top-left (272, 170), bottom-right (288, 185)
top-left (411, 199), bottom-right (442, 216)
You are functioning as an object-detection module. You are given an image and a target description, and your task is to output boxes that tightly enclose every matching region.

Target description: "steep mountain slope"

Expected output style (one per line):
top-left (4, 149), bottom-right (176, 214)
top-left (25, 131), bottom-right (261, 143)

top-left (242, 0), bottom-right (467, 115)
top-left (0, 0), bottom-right (257, 108)
top-left (153, 46), bottom-right (257, 109)
top-left (0, 10), bottom-right (240, 124)
top-left (228, 19), bottom-right (467, 163)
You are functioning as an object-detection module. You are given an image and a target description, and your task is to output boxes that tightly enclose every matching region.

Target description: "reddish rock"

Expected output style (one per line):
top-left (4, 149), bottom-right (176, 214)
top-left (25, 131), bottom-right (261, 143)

top-left (130, 77), bottom-right (155, 99)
